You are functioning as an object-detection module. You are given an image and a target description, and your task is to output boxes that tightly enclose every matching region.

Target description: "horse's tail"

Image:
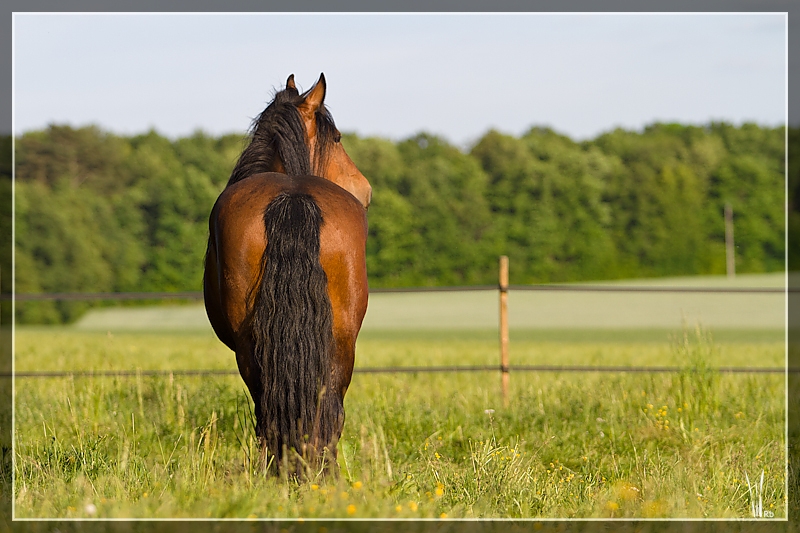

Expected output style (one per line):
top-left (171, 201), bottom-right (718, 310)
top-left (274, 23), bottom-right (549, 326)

top-left (252, 192), bottom-right (335, 467)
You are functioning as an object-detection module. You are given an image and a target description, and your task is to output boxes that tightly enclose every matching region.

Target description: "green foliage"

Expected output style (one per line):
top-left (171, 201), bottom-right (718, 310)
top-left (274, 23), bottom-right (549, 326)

top-left (473, 128), bottom-right (619, 282)
top-left (125, 131), bottom-right (224, 292)
top-left (15, 179), bottom-right (144, 323)
top-left (13, 123), bottom-right (789, 323)
top-left (14, 127), bottom-right (245, 323)
top-left (394, 134), bottom-right (496, 285)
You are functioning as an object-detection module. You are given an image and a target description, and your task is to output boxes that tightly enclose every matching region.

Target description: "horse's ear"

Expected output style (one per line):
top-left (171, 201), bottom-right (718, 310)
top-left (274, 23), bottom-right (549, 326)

top-left (298, 73), bottom-right (326, 115)
top-left (286, 74), bottom-right (296, 90)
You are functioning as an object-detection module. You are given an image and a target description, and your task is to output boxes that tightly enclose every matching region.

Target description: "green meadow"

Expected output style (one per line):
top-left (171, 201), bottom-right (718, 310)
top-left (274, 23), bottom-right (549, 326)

top-left (11, 274), bottom-right (787, 519)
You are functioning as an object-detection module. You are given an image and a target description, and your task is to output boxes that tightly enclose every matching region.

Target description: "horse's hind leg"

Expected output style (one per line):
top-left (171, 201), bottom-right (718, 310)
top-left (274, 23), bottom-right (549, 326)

top-left (232, 342), bottom-right (269, 466)
top-left (315, 333), bottom-right (357, 476)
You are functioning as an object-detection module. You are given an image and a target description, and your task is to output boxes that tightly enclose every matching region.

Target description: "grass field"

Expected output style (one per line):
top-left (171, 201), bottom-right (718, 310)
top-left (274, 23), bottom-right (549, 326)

top-left (70, 272), bottom-right (787, 334)
top-left (11, 273), bottom-right (788, 519)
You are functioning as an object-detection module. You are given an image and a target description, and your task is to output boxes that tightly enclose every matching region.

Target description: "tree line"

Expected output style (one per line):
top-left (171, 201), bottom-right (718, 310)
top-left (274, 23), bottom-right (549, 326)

top-left (6, 122), bottom-right (791, 324)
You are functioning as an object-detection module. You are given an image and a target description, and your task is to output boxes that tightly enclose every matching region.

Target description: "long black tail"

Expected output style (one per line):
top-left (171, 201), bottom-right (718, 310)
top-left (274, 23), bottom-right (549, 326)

top-left (252, 192), bottom-right (335, 465)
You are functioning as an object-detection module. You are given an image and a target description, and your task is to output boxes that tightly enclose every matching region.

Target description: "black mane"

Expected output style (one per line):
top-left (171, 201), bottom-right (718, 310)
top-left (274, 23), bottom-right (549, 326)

top-left (227, 84), bottom-right (338, 187)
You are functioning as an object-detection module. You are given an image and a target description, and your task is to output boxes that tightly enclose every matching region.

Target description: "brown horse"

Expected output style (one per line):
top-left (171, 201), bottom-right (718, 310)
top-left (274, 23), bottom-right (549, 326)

top-left (203, 74), bottom-right (371, 476)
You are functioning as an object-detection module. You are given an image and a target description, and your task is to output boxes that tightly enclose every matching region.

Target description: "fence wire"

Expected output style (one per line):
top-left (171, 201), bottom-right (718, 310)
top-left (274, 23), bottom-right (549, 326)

top-left (3, 284), bottom-right (791, 301)
top-left (3, 365), bottom-right (792, 379)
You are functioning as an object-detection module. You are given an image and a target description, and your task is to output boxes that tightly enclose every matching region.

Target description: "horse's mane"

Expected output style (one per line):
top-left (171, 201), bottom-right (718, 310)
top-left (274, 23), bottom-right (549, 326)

top-left (227, 85), bottom-right (338, 187)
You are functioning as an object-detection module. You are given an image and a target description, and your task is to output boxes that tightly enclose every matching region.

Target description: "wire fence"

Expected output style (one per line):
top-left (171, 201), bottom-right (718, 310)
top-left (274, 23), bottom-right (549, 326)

top-left (3, 284), bottom-right (792, 301)
top-left (3, 365), bottom-right (792, 379)
top-left (6, 280), bottom-right (790, 379)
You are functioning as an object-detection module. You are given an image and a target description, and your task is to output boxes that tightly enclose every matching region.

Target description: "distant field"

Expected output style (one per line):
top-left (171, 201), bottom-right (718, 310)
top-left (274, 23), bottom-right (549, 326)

top-left (69, 272), bottom-right (786, 336)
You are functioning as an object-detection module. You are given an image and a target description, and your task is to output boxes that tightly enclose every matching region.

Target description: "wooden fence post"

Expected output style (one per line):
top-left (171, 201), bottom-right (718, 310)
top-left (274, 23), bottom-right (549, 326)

top-left (725, 203), bottom-right (735, 279)
top-left (499, 256), bottom-right (509, 407)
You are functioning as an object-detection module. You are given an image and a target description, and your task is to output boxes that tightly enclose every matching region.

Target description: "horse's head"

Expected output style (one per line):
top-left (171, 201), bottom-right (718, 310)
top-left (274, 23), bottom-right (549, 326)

top-left (291, 74), bottom-right (372, 209)
top-left (228, 74), bottom-right (372, 210)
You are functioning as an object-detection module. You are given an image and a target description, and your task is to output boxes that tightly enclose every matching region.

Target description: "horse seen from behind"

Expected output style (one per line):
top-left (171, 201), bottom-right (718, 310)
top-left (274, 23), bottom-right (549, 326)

top-left (203, 73), bottom-right (371, 478)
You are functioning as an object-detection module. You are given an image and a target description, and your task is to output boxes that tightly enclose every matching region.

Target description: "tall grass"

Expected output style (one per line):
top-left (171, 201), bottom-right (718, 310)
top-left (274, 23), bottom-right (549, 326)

top-left (12, 327), bottom-right (786, 518)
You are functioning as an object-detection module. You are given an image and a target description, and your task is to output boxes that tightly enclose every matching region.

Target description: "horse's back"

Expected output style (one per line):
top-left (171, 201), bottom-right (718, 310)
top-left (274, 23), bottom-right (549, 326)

top-left (205, 172), bottom-right (368, 350)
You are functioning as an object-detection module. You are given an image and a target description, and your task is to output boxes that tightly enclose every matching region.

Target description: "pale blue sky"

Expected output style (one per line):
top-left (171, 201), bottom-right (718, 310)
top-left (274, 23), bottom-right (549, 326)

top-left (13, 13), bottom-right (786, 147)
